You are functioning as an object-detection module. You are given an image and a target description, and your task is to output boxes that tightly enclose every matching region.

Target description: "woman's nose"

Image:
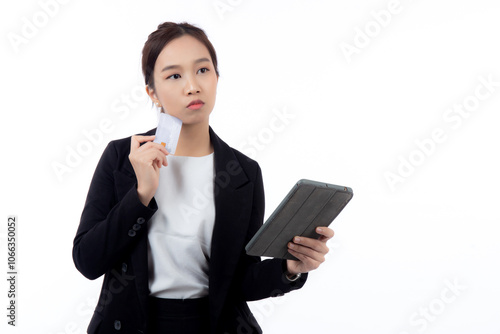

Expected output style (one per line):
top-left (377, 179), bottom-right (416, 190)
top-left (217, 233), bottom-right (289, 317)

top-left (185, 75), bottom-right (201, 95)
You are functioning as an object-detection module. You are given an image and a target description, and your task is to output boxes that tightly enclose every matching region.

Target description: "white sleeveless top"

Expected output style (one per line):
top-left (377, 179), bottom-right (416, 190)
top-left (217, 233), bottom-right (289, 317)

top-left (147, 152), bottom-right (215, 299)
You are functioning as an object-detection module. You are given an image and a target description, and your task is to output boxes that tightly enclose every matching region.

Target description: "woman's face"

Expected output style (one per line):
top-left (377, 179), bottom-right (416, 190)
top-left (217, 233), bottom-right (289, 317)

top-left (147, 35), bottom-right (218, 125)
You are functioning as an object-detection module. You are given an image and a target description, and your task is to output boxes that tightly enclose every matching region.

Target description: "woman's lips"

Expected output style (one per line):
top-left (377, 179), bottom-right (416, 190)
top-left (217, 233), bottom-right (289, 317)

top-left (187, 100), bottom-right (204, 110)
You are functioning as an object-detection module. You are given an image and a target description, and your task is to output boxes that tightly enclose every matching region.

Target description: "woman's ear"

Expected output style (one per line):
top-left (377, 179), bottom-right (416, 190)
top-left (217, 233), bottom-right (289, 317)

top-left (145, 85), bottom-right (162, 110)
top-left (145, 85), bottom-right (157, 100)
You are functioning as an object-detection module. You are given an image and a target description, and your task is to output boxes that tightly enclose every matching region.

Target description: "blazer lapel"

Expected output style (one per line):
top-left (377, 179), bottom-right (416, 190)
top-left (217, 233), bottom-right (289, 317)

top-left (208, 126), bottom-right (255, 325)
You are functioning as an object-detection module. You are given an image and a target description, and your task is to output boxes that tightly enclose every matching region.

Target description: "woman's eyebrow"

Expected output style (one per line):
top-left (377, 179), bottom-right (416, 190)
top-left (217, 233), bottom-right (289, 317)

top-left (161, 57), bottom-right (211, 72)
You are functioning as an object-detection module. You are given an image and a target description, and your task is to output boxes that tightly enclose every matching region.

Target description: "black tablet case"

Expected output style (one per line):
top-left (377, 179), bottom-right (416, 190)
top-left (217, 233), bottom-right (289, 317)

top-left (245, 179), bottom-right (353, 260)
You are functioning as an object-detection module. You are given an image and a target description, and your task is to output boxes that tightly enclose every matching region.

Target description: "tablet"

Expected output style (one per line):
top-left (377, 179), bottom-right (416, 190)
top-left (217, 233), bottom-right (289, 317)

top-left (245, 179), bottom-right (353, 260)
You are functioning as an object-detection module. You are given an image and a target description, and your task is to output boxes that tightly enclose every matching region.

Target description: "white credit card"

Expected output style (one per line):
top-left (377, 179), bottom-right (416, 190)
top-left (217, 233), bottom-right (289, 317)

top-left (153, 113), bottom-right (182, 154)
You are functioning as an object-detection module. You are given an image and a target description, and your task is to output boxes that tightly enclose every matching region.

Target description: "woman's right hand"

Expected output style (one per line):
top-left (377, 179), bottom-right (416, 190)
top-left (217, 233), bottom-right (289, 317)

top-left (128, 135), bottom-right (169, 206)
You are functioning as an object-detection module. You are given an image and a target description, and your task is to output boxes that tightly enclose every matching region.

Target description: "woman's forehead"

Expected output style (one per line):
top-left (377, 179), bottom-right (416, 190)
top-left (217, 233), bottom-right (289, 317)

top-left (156, 35), bottom-right (212, 67)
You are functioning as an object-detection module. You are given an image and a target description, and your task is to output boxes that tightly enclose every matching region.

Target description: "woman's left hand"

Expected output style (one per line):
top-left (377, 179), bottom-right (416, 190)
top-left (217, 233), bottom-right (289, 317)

top-left (286, 226), bottom-right (334, 275)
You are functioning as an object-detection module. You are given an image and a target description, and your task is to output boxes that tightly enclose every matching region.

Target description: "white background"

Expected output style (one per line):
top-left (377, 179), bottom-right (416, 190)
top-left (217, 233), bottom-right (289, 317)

top-left (1, 0), bottom-right (500, 333)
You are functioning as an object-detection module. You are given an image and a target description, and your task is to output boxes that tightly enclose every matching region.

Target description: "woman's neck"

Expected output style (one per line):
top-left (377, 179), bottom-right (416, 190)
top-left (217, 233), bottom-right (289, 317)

top-left (173, 122), bottom-right (213, 157)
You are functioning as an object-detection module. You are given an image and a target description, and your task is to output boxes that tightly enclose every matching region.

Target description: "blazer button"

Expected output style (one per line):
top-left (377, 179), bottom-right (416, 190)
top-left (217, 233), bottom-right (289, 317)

top-left (132, 223), bottom-right (141, 231)
top-left (128, 230), bottom-right (136, 237)
top-left (121, 262), bottom-right (128, 273)
top-left (137, 217), bottom-right (145, 224)
top-left (114, 320), bottom-right (121, 330)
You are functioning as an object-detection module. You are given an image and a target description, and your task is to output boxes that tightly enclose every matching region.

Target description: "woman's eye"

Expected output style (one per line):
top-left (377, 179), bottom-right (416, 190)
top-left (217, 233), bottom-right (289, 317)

top-left (167, 74), bottom-right (181, 80)
top-left (198, 68), bottom-right (209, 74)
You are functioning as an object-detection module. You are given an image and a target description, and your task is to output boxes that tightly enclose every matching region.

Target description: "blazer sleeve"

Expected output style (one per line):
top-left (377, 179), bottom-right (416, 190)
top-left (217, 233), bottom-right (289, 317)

top-left (72, 140), bottom-right (157, 280)
top-left (235, 163), bottom-right (308, 301)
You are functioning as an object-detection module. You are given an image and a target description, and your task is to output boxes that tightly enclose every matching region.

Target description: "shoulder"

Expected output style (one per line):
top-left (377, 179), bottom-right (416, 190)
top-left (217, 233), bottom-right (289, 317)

top-left (97, 128), bottom-right (156, 172)
top-left (230, 146), bottom-right (261, 174)
top-left (210, 127), bottom-right (261, 180)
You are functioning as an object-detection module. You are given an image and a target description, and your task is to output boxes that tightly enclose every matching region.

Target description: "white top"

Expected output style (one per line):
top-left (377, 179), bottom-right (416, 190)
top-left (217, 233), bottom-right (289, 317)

top-left (147, 152), bottom-right (215, 299)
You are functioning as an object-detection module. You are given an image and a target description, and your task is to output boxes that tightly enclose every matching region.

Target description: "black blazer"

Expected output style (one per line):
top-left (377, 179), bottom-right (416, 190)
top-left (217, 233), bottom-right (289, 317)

top-left (72, 126), bottom-right (307, 334)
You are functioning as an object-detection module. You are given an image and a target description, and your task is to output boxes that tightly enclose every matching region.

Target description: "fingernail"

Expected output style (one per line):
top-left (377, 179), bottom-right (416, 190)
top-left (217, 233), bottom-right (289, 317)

top-left (294, 237), bottom-right (301, 243)
top-left (317, 228), bottom-right (323, 233)
top-left (288, 242), bottom-right (294, 248)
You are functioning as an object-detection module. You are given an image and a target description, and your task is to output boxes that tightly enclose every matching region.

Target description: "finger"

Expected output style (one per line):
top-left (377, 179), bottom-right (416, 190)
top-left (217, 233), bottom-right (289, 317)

top-left (151, 150), bottom-right (168, 168)
top-left (135, 135), bottom-right (156, 143)
top-left (291, 236), bottom-right (329, 254)
top-left (288, 248), bottom-right (321, 270)
top-left (159, 145), bottom-right (170, 156)
top-left (316, 227), bottom-right (334, 241)
top-left (132, 146), bottom-right (167, 169)
top-left (153, 146), bottom-right (169, 168)
top-left (143, 141), bottom-right (170, 156)
top-left (133, 142), bottom-right (170, 162)
top-left (131, 135), bottom-right (156, 152)
top-left (288, 241), bottom-right (326, 262)
top-left (153, 160), bottom-right (161, 174)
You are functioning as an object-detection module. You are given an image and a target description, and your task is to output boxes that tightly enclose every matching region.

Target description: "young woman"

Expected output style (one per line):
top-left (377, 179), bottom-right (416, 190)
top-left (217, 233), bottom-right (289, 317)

top-left (72, 21), bottom-right (334, 334)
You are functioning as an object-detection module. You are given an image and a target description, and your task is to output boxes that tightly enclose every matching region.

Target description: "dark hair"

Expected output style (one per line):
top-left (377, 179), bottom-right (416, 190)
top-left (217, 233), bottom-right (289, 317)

top-left (141, 22), bottom-right (219, 92)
